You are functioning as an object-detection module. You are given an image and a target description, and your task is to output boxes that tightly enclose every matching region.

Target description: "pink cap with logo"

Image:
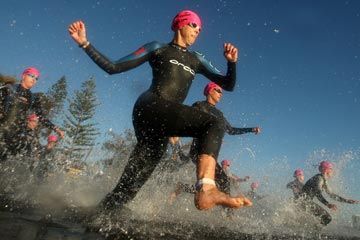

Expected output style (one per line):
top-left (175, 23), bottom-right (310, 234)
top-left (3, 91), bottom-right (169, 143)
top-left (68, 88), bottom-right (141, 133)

top-left (171, 10), bottom-right (202, 31)
top-left (203, 82), bottom-right (221, 96)
top-left (22, 67), bottom-right (40, 78)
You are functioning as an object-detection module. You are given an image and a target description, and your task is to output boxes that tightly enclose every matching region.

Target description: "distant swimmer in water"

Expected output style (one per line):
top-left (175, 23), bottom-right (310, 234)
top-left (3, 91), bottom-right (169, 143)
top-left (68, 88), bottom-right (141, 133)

top-left (286, 168), bottom-right (304, 200)
top-left (246, 182), bottom-right (266, 201)
top-left (298, 161), bottom-right (359, 226)
top-left (69, 10), bottom-right (251, 211)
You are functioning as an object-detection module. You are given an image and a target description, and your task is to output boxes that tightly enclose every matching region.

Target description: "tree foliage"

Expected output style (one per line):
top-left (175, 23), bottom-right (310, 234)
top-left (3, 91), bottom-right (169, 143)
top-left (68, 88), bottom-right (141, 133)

top-left (63, 77), bottom-right (100, 160)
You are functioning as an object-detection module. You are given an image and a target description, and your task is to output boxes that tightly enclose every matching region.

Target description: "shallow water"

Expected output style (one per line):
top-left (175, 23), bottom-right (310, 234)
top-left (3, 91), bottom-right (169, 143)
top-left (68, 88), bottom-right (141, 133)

top-left (0, 152), bottom-right (359, 240)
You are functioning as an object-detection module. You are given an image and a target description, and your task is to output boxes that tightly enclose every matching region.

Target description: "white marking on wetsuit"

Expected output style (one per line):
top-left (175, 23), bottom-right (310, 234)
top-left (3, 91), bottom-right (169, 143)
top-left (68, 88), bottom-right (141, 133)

top-left (169, 59), bottom-right (195, 76)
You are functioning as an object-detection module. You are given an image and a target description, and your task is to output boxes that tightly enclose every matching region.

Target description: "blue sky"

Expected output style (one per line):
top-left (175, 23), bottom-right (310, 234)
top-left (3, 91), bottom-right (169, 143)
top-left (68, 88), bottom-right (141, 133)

top-left (0, 1), bottom-right (359, 201)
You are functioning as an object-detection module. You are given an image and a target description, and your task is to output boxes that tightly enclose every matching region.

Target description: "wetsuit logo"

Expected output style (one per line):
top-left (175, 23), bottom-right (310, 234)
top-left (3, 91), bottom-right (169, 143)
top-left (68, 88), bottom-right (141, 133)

top-left (169, 59), bottom-right (195, 76)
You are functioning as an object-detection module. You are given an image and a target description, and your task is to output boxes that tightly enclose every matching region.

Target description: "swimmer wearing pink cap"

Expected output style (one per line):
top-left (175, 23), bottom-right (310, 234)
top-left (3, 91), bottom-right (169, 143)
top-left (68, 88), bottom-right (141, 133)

top-left (299, 161), bottom-right (359, 226)
top-left (21, 67), bottom-right (40, 90)
top-left (68, 10), bottom-right (245, 211)
top-left (286, 168), bottom-right (305, 200)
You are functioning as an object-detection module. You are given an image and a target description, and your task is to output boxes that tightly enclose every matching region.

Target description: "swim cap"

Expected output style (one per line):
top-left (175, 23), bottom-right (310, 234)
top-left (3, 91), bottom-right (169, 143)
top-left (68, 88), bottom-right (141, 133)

top-left (319, 161), bottom-right (333, 173)
top-left (204, 82), bottom-right (221, 96)
top-left (251, 182), bottom-right (259, 189)
top-left (293, 169), bottom-right (304, 177)
top-left (221, 159), bottom-right (231, 167)
top-left (171, 10), bottom-right (202, 31)
top-left (47, 135), bottom-right (58, 143)
top-left (22, 67), bottom-right (40, 78)
top-left (27, 113), bottom-right (38, 121)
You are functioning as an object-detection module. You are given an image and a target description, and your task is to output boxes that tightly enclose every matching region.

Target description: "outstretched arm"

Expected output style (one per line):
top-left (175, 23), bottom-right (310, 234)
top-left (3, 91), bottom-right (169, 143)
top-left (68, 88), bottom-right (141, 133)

top-left (225, 120), bottom-right (261, 135)
top-left (68, 21), bottom-right (161, 75)
top-left (324, 184), bottom-right (359, 204)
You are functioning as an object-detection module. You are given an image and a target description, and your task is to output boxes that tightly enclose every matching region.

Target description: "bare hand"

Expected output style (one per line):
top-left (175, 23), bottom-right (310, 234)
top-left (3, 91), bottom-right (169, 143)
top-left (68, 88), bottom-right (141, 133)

top-left (223, 43), bottom-right (238, 62)
top-left (68, 20), bottom-right (88, 45)
top-left (253, 127), bottom-right (261, 135)
top-left (327, 203), bottom-right (337, 211)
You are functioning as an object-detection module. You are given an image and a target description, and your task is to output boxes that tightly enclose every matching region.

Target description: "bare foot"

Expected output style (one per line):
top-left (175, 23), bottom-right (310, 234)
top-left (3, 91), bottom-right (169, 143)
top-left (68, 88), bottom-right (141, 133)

top-left (194, 185), bottom-right (253, 210)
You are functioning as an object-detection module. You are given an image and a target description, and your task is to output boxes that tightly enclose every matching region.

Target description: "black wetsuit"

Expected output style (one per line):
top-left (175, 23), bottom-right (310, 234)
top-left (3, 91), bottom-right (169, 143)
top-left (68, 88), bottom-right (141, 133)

top-left (286, 179), bottom-right (304, 200)
top-left (188, 101), bottom-right (255, 194)
top-left (0, 84), bottom-right (56, 130)
top-left (299, 174), bottom-right (352, 225)
top-left (191, 100), bottom-right (255, 137)
top-left (82, 41), bottom-right (236, 207)
top-left (0, 84), bottom-right (56, 161)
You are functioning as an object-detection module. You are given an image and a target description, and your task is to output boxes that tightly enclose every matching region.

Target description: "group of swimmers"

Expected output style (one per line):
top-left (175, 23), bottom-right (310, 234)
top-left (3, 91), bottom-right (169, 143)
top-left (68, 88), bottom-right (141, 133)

top-left (0, 67), bottom-right (64, 180)
top-left (287, 162), bottom-right (358, 226)
top-left (67, 9), bottom-right (359, 227)
top-left (0, 8), bottom-right (357, 230)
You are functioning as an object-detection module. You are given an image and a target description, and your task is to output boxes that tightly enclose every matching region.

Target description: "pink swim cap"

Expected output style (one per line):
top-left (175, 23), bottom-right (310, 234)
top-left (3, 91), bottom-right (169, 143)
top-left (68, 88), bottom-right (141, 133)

top-left (293, 169), bottom-right (304, 177)
top-left (221, 159), bottom-right (231, 167)
top-left (48, 135), bottom-right (58, 143)
top-left (204, 82), bottom-right (221, 96)
top-left (251, 182), bottom-right (259, 189)
top-left (27, 113), bottom-right (38, 121)
top-left (22, 67), bottom-right (40, 78)
top-left (171, 10), bottom-right (202, 31)
top-left (319, 161), bottom-right (333, 173)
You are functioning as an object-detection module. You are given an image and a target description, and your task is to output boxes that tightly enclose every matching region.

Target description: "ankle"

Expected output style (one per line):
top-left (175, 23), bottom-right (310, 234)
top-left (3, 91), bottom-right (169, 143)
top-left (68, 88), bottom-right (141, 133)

top-left (195, 178), bottom-right (216, 191)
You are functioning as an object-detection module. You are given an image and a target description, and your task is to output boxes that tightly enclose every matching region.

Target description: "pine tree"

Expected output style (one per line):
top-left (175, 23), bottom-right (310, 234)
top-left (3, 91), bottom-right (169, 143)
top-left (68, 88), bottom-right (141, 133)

top-left (63, 77), bottom-right (100, 161)
top-left (46, 76), bottom-right (67, 122)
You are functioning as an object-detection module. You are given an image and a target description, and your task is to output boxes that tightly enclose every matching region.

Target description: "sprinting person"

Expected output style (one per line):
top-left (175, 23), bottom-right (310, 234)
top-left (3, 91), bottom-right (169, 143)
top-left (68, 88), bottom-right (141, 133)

top-left (221, 159), bottom-right (250, 185)
top-left (0, 67), bottom-right (64, 138)
top-left (192, 82), bottom-right (260, 138)
top-left (69, 10), bottom-right (252, 210)
top-left (188, 82), bottom-right (259, 192)
top-left (167, 81), bottom-right (260, 205)
top-left (286, 168), bottom-right (305, 200)
top-left (245, 182), bottom-right (267, 201)
top-left (299, 161), bottom-right (359, 226)
top-left (246, 182), bottom-right (265, 201)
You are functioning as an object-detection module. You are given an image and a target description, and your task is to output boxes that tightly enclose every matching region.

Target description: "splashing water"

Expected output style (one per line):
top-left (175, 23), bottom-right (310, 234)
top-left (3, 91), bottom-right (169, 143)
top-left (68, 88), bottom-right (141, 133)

top-left (0, 148), bottom-right (359, 239)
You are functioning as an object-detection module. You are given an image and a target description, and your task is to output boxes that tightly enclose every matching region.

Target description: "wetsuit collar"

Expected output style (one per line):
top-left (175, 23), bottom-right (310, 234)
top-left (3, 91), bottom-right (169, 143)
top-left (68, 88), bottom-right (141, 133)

top-left (170, 42), bottom-right (188, 52)
top-left (205, 100), bottom-right (216, 107)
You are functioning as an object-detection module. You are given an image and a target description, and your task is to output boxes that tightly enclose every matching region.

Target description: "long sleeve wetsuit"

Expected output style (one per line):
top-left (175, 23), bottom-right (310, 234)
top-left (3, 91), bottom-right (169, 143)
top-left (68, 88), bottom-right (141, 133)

top-left (188, 100), bottom-right (255, 161)
top-left (299, 174), bottom-right (351, 225)
top-left (0, 84), bottom-right (56, 131)
top-left (189, 101), bottom-right (255, 194)
top-left (0, 84), bottom-right (56, 161)
top-left (82, 42), bottom-right (236, 207)
top-left (192, 101), bottom-right (254, 135)
top-left (286, 179), bottom-right (304, 200)
top-left (169, 100), bottom-right (255, 195)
